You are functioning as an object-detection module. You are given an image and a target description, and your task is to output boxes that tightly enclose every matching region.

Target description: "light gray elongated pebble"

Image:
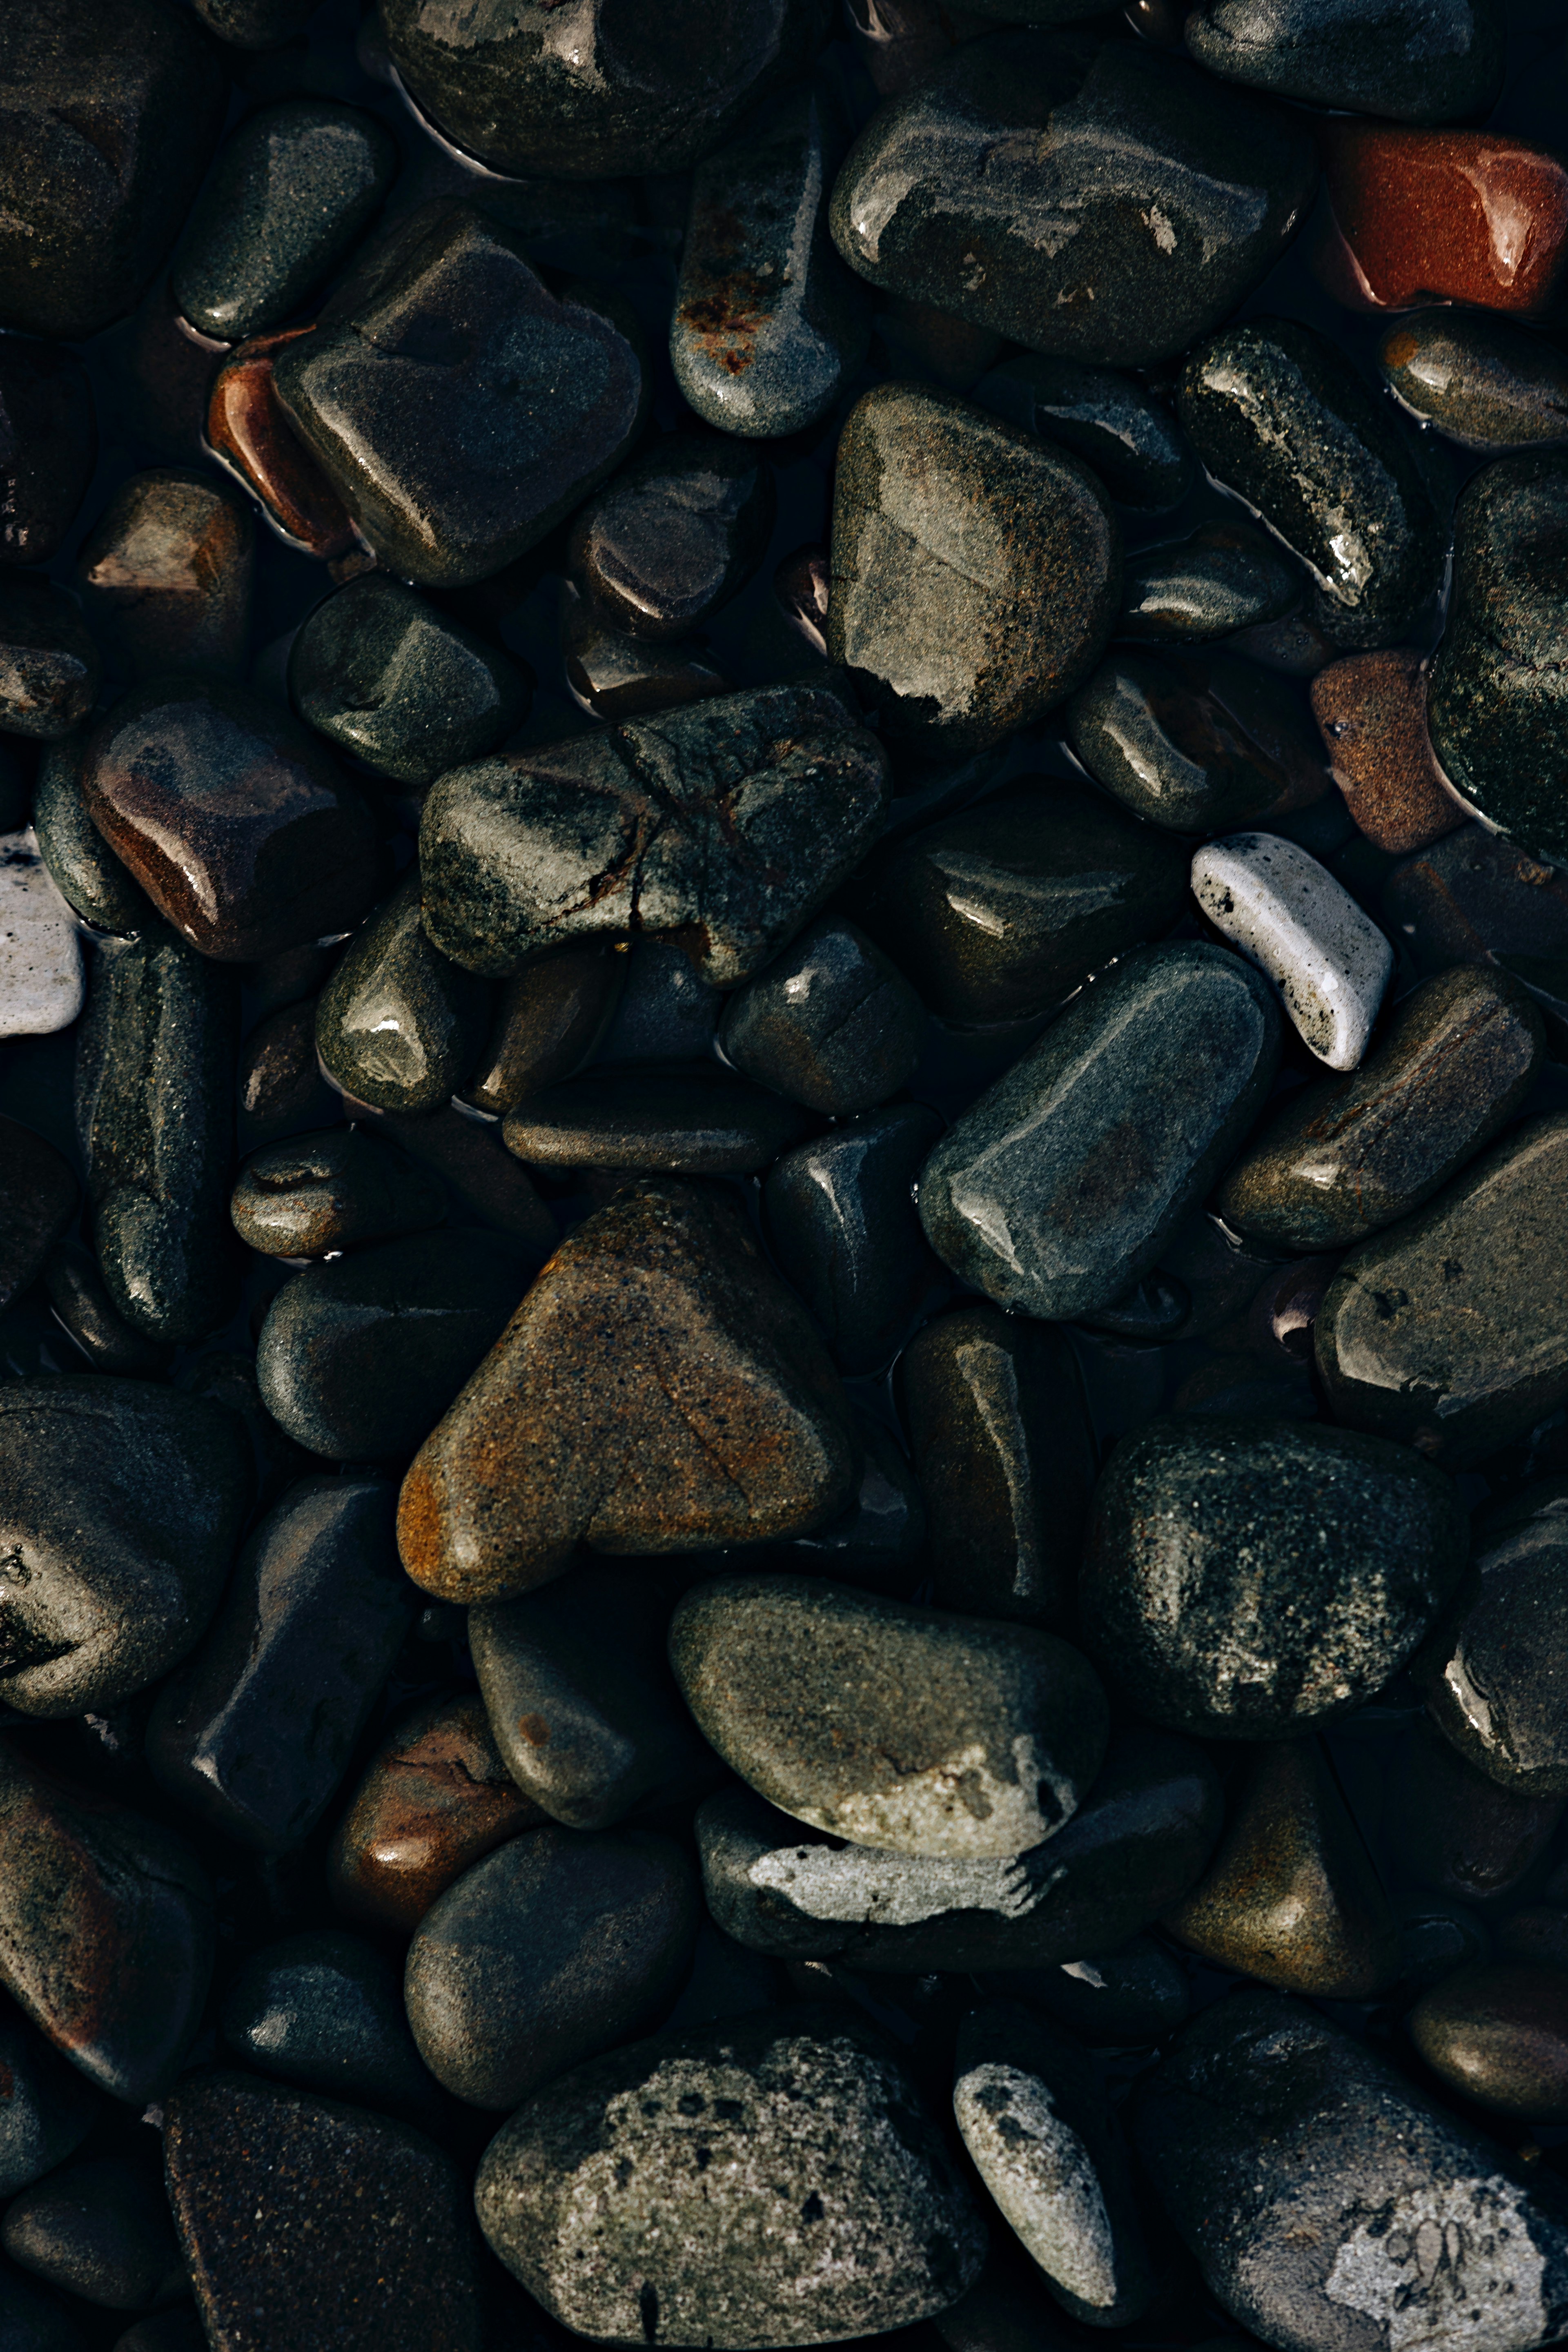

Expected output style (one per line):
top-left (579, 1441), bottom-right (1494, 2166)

top-left (1192, 831), bottom-right (1392, 1070)
top-left (0, 832), bottom-right (83, 1039)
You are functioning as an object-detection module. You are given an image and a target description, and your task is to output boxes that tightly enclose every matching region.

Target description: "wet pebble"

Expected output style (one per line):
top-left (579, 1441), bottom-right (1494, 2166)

top-left (230, 1125), bottom-right (446, 1258)
top-left (0, 584), bottom-right (99, 742)
top-left (567, 434), bottom-right (775, 642)
top-left (500, 1061), bottom-right (811, 1176)
top-left (764, 1105), bottom-right (945, 1375)
top-left (75, 470), bottom-right (252, 684)
top-left (219, 1930), bottom-right (443, 2118)
top-left (1315, 121), bottom-right (1568, 318)
top-left (315, 870), bottom-right (492, 1116)
top-left (719, 915), bottom-right (925, 1114)
top-left (1419, 1478), bottom-right (1568, 1797)
top-left (1310, 647), bottom-right (1465, 855)
top-left (1190, 830), bottom-right (1393, 1071)
top-left (1184, 0), bottom-right (1505, 122)
top-left (1118, 520), bottom-right (1300, 644)
top-left (1065, 650), bottom-right (1330, 836)
top-left (1379, 310), bottom-right (1568, 454)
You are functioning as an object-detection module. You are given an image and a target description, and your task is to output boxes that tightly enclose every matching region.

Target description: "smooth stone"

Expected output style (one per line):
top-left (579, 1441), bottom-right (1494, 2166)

top-left (174, 1350), bottom-right (304, 1525)
top-left (501, 1062), bottom-right (811, 1176)
top-left (466, 941), bottom-right (626, 1117)
top-left (31, 737), bottom-right (157, 938)
top-left (1118, 522), bottom-right (1300, 644)
top-left (0, 0), bottom-right (227, 341)
top-left (752, 1411), bottom-right (927, 1594)
top-left (405, 1825), bottom-right (699, 2109)
top-left (827, 383), bottom-right (1119, 753)
top-left (560, 586), bottom-right (730, 722)
top-left (1217, 965), bottom-right (1545, 1254)
top-left (1184, 0), bottom-right (1505, 121)
top-left (0, 1118), bottom-right (76, 1314)
top-left (764, 1105), bottom-right (944, 1376)
top-left (897, 1306), bottom-right (1095, 1628)
top-left (342, 1101), bottom-right (556, 1253)
top-left (0, 1377), bottom-right (248, 1718)
top-left (288, 575), bottom-right (531, 787)
top-left (396, 1180), bottom-right (858, 1602)
top-left (471, 1564), bottom-right (719, 1831)
top-left (1177, 318), bottom-right (1446, 647)
top-left (230, 1126), bottom-right (446, 1258)
top-left (75, 470), bottom-right (253, 684)
top-left (1310, 648), bottom-right (1466, 855)
top-left (953, 2004), bottom-right (1152, 2327)
top-left (0, 585), bottom-right (98, 742)
top-left (1316, 1114), bottom-right (1568, 1464)
top-left (829, 33), bottom-right (1315, 368)
top-left (0, 341), bottom-right (96, 568)
top-left (315, 870), bottom-right (492, 1115)
top-left (973, 357), bottom-right (1192, 511)
top-left (235, 1001), bottom-right (339, 1155)
top-left (1080, 1415), bottom-right (1469, 1739)
top-left (474, 2006), bottom-right (985, 2343)
top-left (1064, 650), bottom-right (1330, 837)
top-left (164, 2073), bottom-right (481, 2352)
top-left (2, 2159), bottom-right (179, 2313)
top-left (207, 329), bottom-right (358, 561)
top-left (1412, 1961), bottom-right (1568, 2122)
top-left (568, 435), bottom-right (775, 643)
top-left (595, 938), bottom-right (721, 1065)
top-left (80, 676), bottom-right (377, 964)
top-left (0, 836), bottom-right (84, 1042)
top-left (40, 1244), bottom-right (172, 1379)
top-left (673, 80), bottom-right (869, 438)
top-left (1380, 825), bottom-right (1568, 1040)
top-left (0, 1736), bottom-right (211, 2103)
top-left (0, 2001), bottom-right (96, 2199)
top-left (917, 942), bottom-right (1281, 1321)
top-left (1421, 1478), bottom-right (1568, 1797)
top-left (1396, 1893), bottom-right (1492, 1993)
top-left (1133, 1991), bottom-right (1568, 2352)
top-left (670, 1574), bottom-right (1108, 1859)
top-left (174, 99), bottom-right (396, 343)
top-left (256, 1228), bottom-right (531, 1461)
top-left (976, 1937), bottom-right (1189, 2047)
top-left (1163, 1735), bottom-right (1398, 1998)
top-left (696, 1726), bottom-right (1222, 1972)
top-left (1391, 1718), bottom-right (1566, 1903)
top-left (718, 917), bottom-right (924, 1115)
top-left (419, 680), bottom-right (888, 986)
top-left (1314, 121), bottom-right (1568, 318)
top-left (75, 933), bottom-right (238, 1343)
top-left (1428, 456), bottom-right (1568, 864)
top-left (1380, 311), bottom-right (1568, 455)
top-left (146, 1475), bottom-right (415, 1852)
top-left (274, 206), bottom-right (646, 588)
top-left (220, 1929), bottom-right (441, 2116)
top-left (1191, 831), bottom-right (1394, 1071)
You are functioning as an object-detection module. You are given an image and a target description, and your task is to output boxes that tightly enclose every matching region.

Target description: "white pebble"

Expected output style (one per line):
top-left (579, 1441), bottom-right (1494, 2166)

top-left (0, 830), bottom-right (84, 1040)
top-left (1191, 831), bottom-right (1392, 1072)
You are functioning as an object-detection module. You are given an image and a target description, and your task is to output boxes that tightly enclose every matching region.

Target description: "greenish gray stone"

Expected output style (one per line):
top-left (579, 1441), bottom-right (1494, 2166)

top-left (1079, 1415), bottom-right (1470, 1740)
top-left (0, 582), bottom-right (99, 742)
top-left (1316, 1113), bottom-right (1568, 1466)
top-left (973, 355), bottom-right (1194, 511)
top-left (829, 384), bottom-right (1119, 753)
top-left (229, 1127), bottom-right (448, 1258)
top-left (763, 1105), bottom-right (945, 1377)
top-left (669, 1574), bottom-right (1109, 1859)
top-left (1177, 318), bottom-right (1446, 648)
top-left (1118, 521), bottom-right (1301, 643)
top-left (1067, 650), bottom-right (1330, 835)
top-left (1216, 964), bottom-right (1545, 1253)
top-left (316, 871), bottom-right (493, 1116)
top-left (40, 1243), bottom-right (172, 1379)
top-left (672, 80), bottom-right (869, 439)
top-left (1184, 0), bottom-right (1505, 125)
top-left (1379, 311), bottom-right (1568, 455)
top-left (289, 576), bottom-right (532, 789)
top-left (1428, 455), bottom-right (1568, 864)
top-left (500, 1062), bottom-right (811, 1176)
top-left (718, 916), bottom-right (925, 1114)
top-left (220, 1931), bottom-right (442, 2120)
top-left (567, 436), bottom-right (775, 643)
top-left (918, 942), bottom-right (1280, 1321)
top-left (829, 33), bottom-right (1315, 368)
top-left (474, 2007), bottom-right (986, 2343)
top-left (418, 681), bottom-right (889, 987)
top-left (1421, 1478), bottom-right (1568, 1797)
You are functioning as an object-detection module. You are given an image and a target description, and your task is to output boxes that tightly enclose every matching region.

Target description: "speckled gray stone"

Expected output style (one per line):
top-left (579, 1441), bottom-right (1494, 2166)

top-left (316, 871), bottom-right (492, 1116)
top-left (230, 1126), bottom-right (447, 1259)
top-left (1119, 521), bottom-right (1301, 642)
top-left (1420, 1479), bottom-right (1568, 1797)
top-left (1184, 0), bottom-right (1506, 125)
top-left (973, 356), bottom-right (1193, 510)
top-left (0, 836), bottom-right (84, 1041)
top-left (0, 583), bottom-right (99, 742)
top-left (568, 435), bottom-right (775, 643)
top-left (1191, 831), bottom-right (1394, 1071)
top-left (1379, 312), bottom-right (1568, 455)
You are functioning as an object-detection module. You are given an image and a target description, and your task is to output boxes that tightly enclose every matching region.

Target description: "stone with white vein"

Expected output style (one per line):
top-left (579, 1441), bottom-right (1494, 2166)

top-left (0, 831), bottom-right (82, 1039)
top-left (1192, 831), bottom-right (1393, 1071)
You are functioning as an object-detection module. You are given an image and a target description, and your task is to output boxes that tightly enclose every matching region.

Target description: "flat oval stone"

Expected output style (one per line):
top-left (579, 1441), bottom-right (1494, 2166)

top-left (75, 470), bottom-right (252, 684)
top-left (474, 2007), bottom-right (985, 2344)
top-left (973, 356), bottom-right (1192, 510)
top-left (1392, 1717), bottom-right (1566, 1903)
top-left (0, 835), bottom-right (85, 1042)
top-left (1080, 1415), bottom-right (1469, 1739)
top-left (405, 1825), bottom-right (699, 2109)
top-left (0, 583), bottom-right (99, 741)
top-left (829, 33), bottom-right (1315, 367)
top-left (718, 916), bottom-right (924, 1114)
top-left (0, 340), bottom-right (97, 568)
top-left (1217, 964), bottom-right (1544, 1253)
top-left (1412, 1961), bottom-right (1568, 2122)
top-left (2, 2157), bottom-right (180, 2313)
top-left (501, 1062), bottom-right (812, 1176)
top-left (1310, 647), bottom-right (1465, 855)
top-left (316, 871), bottom-right (493, 1116)
top-left (1316, 1113), bottom-right (1568, 1464)
top-left (763, 1105), bottom-right (946, 1375)
top-left (673, 80), bottom-right (869, 439)
top-left (567, 435), bottom-right (774, 643)
top-left (669, 1573), bottom-right (1109, 1858)
top-left (1184, 0), bottom-right (1505, 122)
top-left (1118, 521), bottom-right (1300, 643)
top-left (173, 99), bottom-right (396, 343)
top-left (1420, 1478), bottom-right (1568, 1795)
top-left (1191, 831), bottom-right (1393, 1071)
top-left (147, 1474), bottom-right (415, 1852)
top-left (41, 1243), bottom-right (172, 1380)
top-left (397, 1179), bottom-right (858, 1602)
top-left (0, 1118), bottom-right (76, 1315)
top-left (0, 2001), bottom-right (96, 2200)
top-left (1065, 650), bottom-right (1330, 836)
top-left (288, 575), bottom-right (531, 788)
top-left (1379, 311), bottom-right (1568, 454)
top-left (219, 1930), bottom-right (441, 2118)
top-left (206, 329), bottom-right (357, 561)
top-left (1315, 121), bottom-right (1568, 318)
top-left (847, 777), bottom-right (1189, 1025)
top-left (827, 382), bottom-right (1119, 753)
top-left (918, 942), bottom-right (1281, 1321)
top-left (1177, 318), bottom-right (1446, 647)
top-left (80, 676), bottom-right (378, 963)
top-left (419, 681), bottom-right (889, 987)
top-left (231, 1126), bottom-right (447, 1258)
top-left (31, 735), bottom-right (157, 937)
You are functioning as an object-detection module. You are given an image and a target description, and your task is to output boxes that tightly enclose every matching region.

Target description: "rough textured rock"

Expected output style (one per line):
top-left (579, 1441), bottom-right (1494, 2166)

top-left (0, 835), bottom-right (85, 1042)
top-left (207, 329), bottom-right (358, 563)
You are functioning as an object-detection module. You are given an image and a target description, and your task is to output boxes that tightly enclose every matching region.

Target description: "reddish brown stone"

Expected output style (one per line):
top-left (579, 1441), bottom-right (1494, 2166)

top-left (207, 330), bottom-right (357, 561)
top-left (327, 1692), bottom-right (547, 1934)
top-left (76, 467), bottom-right (253, 681)
top-left (1313, 122), bottom-right (1568, 316)
top-left (0, 1115), bottom-right (77, 1312)
top-left (1310, 649), bottom-right (1466, 855)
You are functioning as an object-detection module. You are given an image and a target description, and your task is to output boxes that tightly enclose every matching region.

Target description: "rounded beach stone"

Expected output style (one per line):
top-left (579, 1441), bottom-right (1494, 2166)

top-left (499, 1062), bottom-right (811, 1176)
top-left (1314, 121), bottom-right (1568, 318)
top-left (1183, 0), bottom-right (1505, 124)
top-left (74, 470), bottom-right (253, 684)
top-left (1189, 831), bottom-right (1393, 1071)
top-left (230, 1126), bottom-right (447, 1258)
top-left (1411, 1962), bottom-right (1568, 2122)
top-left (1419, 1478), bottom-right (1568, 1797)
top-left (1309, 649), bottom-right (1464, 855)
top-left (219, 1930), bottom-right (442, 2117)
top-left (718, 916), bottom-right (924, 1115)
top-left (1, 2156), bottom-right (180, 2314)
top-left (1379, 311), bottom-right (1568, 455)
top-left (315, 871), bottom-right (493, 1117)
top-left (1117, 521), bottom-right (1300, 643)
top-left (764, 1105), bottom-right (945, 1377)
top-left (567, 434), bottom-right (775, 644)
top-left (465, 941), bottom-right (626, 1116)
top-left (31, 733), bottom-right (158, 937)
top-left (973, 355), bottom-right (1193, 510)
top-left (1064, 650), bottom-right (1330, 837)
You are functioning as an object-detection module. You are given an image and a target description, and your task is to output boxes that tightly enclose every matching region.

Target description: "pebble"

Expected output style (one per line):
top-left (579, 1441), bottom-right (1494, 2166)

top-left (1420, 1478), bottom-right (1568, 1797)
top-left (718, 916), bottom-right (925, 1114)
top-left (1079, 1415), bottom-right (1469, 1739)
top-left (1315, 121), bottom-right (1568, 317)
top-left (396, 1179), bottom-right (858, 1602)
top-left (829, 33), bottom-right (1315, 367)
top-left (0, 583), bottom-right (100, 741)
top-left (0, 836), bottom-right (85, 1047)
top-left (1216, 964), bottom-right (1545, 1253)
top-left (1118, 521), bottom-right (1301, 643)
top-left (206, 331), bottom-right (358, 562)
top-left (230, 1126), bottom-right (447, 1258)
top-left (473, 2006), bottom-right (986, 2345)
top-left (1412, 1960), bottom-right (1568, 2122)
top-left (147, 1474), bottom-right (415, 1851)
top-left (0, 2003), bottom-right (96, 2201)
top-left (315, 870), bottom-right (492, 1116)
top-left (501, 1061), bottom-right (812, 1176)
top-left (673, 81), bottom-right (869, 439)
top-left (0, 339), bottom-right (97, 567)
top-left (405, 1824), bottom-right (699, 2109)
top-left (827, 383), bottom-right (1119, 753)
top-left (1183, 0), bottom-right (1505, 122)
top-left (1066, 650), bottom-right (1331, 836)
top-left (1190, 831), bottom-right (1394, 1071)
top-left (1392, 1717), bottom-right (1566, 1905)
top-left (764, 1105), bottom-right (946, 1375)
top-left (345, 1101), bottom-right (556, 1252)
top-left (235, 1001), bottom-right (339, 1154)
top-left (560, 587), bottom-right (730, 722)
top-left (917, 942), bottom-right (1281, 1321)
top-left (568, 436), bottom-right (774, 643)
top-left (978, 1936), bottom-right (1189, 2048)
top-left (43, 1243), bottom-right (170, 1378)
top-left (1315, 1113), bottom-right (1568, 1465)
top-left (219, 1930), bottom-right (442, 2119)
top-left (465, 941), bottom-right (626, 1115)
top-left (31, 736), bottom-right (158, 938)
top-left (669, 1574), bottom-right (1109, 1858)
top-left (2, 2158), bottom-right (180, 2314)
top-left (1310, 648), bottom-right (1465, 855)
top-left (1379, 311), bottom-right (1568, 454)
top-left (972, 356), bottom-right (1194, 511)
top-left (1382, 824), bottom-right (1568, 1015)
top-left (0, 1116), bottom-right (77, 1312)
top-left (75, 469), bottom-right (253, 684)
